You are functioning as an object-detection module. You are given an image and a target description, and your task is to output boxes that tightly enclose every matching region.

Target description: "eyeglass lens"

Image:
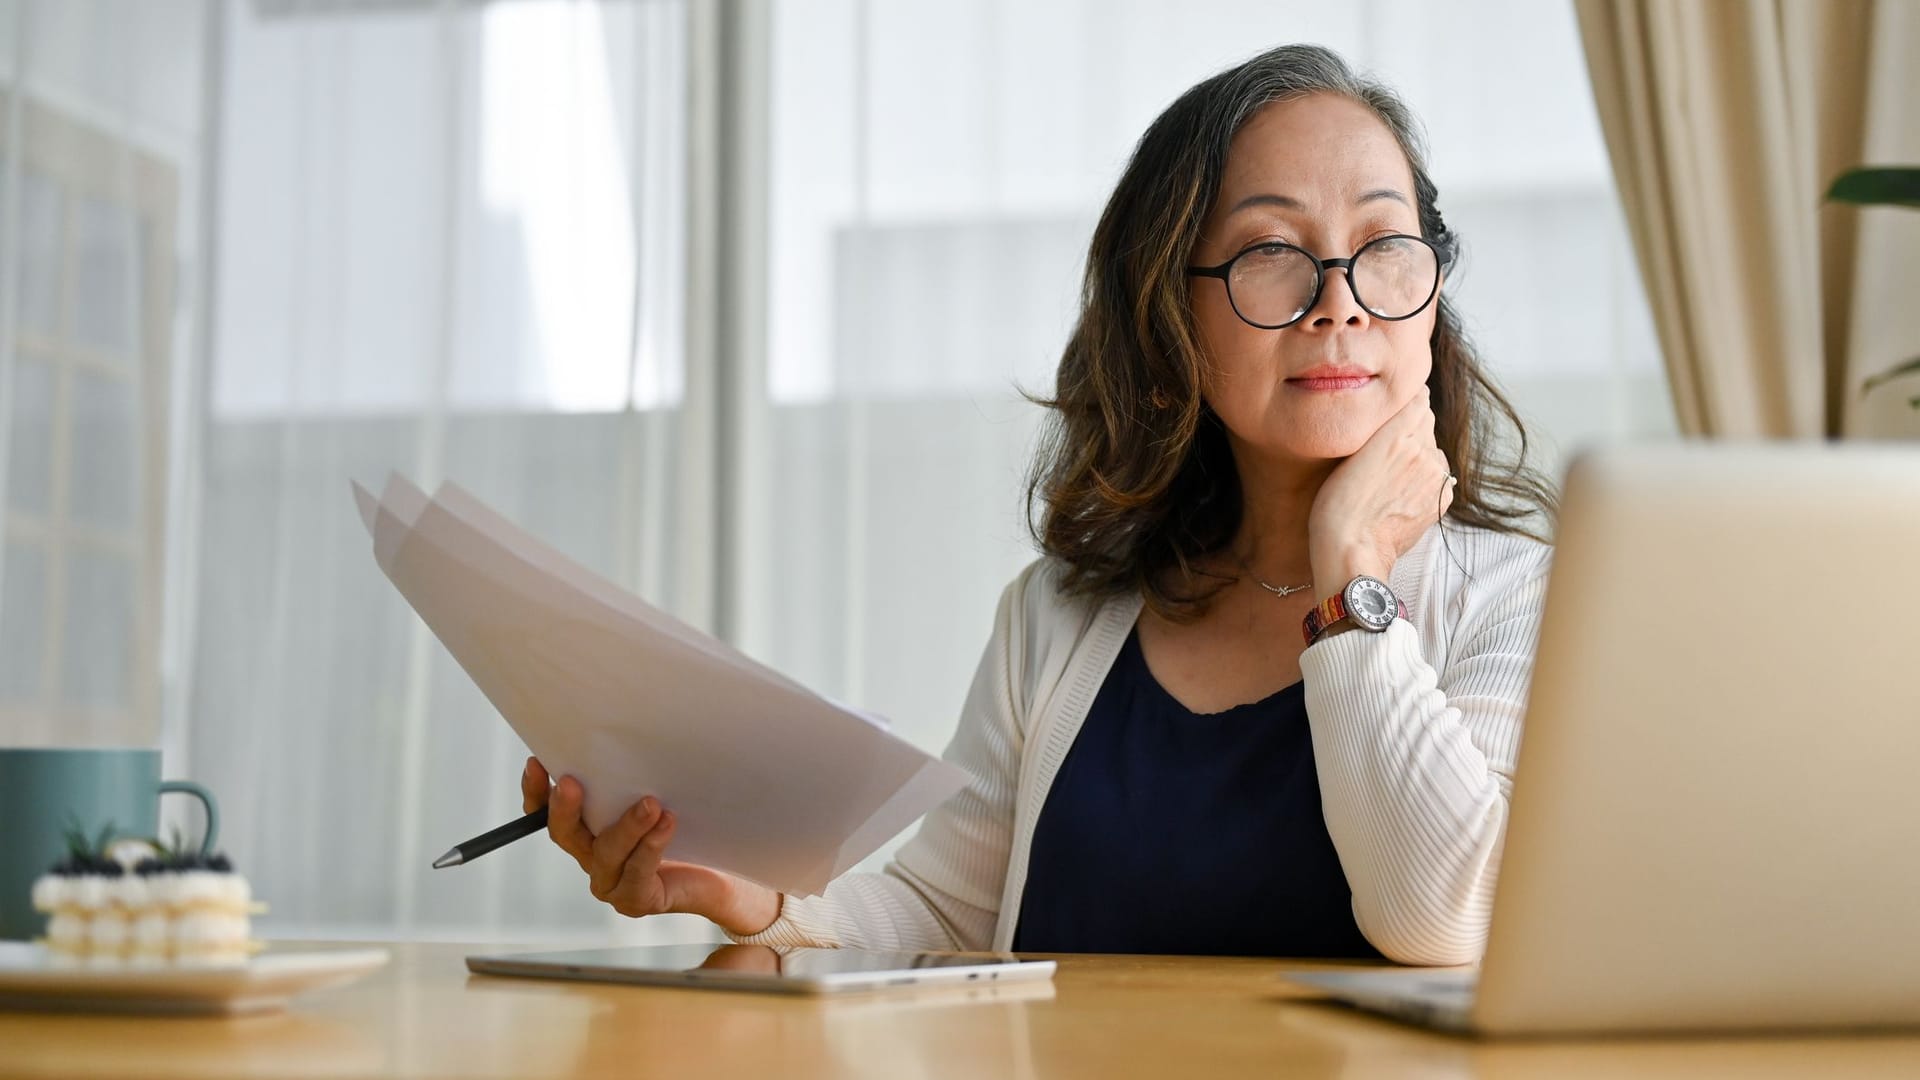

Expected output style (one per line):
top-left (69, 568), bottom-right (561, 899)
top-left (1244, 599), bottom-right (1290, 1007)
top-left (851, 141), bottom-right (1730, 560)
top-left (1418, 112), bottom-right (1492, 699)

top-left (1227, 237), bottom-right (1438, 328)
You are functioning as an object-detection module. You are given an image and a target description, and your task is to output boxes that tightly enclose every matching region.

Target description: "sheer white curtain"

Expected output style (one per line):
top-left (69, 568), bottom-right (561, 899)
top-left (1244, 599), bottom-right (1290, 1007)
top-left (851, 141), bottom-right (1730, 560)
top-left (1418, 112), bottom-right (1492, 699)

top-left (745, 0), bottom-right (1676, 878)
top-left (0, 0), bottom-right (205, 754)
top-left (186, 0), bottom-right (710, 943)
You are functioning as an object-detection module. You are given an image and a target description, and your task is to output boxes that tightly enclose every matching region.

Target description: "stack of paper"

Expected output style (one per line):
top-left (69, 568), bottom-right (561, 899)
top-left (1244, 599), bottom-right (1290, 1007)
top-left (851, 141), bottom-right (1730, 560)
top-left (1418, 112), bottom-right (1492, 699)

top-left (352, 475), bottom-right (969, 897)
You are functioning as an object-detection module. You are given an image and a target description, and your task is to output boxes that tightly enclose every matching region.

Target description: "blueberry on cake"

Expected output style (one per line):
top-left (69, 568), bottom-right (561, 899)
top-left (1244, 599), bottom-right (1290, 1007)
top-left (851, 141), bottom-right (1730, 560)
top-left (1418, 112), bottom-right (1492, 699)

top-left (30, 826), bottom-right (264, 966)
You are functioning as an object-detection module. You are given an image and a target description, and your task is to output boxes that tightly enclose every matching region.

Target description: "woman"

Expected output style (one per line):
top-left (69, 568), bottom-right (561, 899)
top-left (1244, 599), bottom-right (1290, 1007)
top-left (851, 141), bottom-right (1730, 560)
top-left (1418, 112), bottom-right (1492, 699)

top-left (520, 44), bottom-right (1556, 966)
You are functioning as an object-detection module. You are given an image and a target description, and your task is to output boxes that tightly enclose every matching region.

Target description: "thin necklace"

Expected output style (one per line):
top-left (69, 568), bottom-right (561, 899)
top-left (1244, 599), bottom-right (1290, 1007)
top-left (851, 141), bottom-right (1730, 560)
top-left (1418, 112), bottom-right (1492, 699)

top-left (1234, 552), bottom-right (1312, 598)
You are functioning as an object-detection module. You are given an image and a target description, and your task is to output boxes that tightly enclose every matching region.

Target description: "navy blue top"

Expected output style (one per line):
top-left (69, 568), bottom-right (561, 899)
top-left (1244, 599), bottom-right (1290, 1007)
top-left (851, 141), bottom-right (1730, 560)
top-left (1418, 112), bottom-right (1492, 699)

top-left (1011, 628), bottom-right (1382, 958)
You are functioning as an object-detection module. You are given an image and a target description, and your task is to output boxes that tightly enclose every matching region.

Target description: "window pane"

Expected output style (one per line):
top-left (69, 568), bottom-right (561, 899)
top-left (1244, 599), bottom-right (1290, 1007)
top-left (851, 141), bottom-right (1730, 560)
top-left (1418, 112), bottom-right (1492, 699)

top-left (0, 542), bottom-right (48, 704)
top-left (69, 368), bottom-right (141, 533)
top-left (70, 191), bottom-right (144, 359)
top-left (214, 0), bottom-right (686, 418)
top-left (7, 357), bottom-right (55, 516)
top-left (18, 169), bottom-right (63, 338)
top-left (60, 548), bottom-right (136, 710)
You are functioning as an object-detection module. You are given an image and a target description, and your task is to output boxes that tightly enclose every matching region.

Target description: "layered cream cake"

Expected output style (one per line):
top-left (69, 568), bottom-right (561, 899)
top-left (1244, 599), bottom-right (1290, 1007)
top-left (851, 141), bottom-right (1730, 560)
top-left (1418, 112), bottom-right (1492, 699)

top-left (31, 842), bottom-right (264, 967)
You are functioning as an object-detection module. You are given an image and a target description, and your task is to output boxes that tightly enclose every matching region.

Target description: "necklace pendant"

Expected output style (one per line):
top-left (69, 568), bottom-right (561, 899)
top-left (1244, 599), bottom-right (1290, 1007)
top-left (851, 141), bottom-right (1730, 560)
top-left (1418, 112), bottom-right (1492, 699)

top-left (1257, 580), bottom-right (1313, 598)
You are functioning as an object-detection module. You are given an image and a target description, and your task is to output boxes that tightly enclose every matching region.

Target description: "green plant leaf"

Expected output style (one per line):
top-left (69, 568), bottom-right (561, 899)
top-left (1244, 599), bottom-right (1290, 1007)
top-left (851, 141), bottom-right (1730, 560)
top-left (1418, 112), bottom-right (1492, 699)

top-left (1862, 355), bottom-right (1920, 395)
top-left (1826, 167), bottom-right (1920, 208)
top-left (62, 818), bottom-right (92, 859)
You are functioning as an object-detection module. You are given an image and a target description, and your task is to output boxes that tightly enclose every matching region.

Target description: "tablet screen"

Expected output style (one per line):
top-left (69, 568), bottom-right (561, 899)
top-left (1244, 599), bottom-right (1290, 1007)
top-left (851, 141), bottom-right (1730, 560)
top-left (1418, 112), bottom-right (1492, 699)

top-left (467, 943), bottom-right (1053, 993)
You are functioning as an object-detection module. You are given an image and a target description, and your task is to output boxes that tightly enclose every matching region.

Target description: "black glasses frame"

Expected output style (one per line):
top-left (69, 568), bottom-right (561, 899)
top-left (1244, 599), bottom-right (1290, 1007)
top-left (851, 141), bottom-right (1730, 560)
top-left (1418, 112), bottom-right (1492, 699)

top-left (1187, 233), bottom-right (1453, 331)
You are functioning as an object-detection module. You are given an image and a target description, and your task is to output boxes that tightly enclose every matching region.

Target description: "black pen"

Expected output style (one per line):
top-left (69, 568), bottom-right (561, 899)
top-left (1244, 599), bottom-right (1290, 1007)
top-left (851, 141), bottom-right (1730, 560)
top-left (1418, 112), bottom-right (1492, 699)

top-left (431, 807), bottom-right (550, 869)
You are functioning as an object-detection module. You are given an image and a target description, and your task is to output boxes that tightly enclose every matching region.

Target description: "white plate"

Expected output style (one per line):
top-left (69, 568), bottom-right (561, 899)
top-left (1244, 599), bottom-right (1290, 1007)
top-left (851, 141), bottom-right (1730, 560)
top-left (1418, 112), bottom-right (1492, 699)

top-left (0, 943), bottom-right (389, 1016)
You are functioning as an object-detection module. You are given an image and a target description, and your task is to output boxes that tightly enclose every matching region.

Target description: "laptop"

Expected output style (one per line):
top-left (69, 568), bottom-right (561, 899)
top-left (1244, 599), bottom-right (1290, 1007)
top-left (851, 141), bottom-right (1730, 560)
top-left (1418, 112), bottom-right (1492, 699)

top-left (467, 943), bottom-right (1055, 995)
top-left (1286, 442), bottom-right (1920, 1037)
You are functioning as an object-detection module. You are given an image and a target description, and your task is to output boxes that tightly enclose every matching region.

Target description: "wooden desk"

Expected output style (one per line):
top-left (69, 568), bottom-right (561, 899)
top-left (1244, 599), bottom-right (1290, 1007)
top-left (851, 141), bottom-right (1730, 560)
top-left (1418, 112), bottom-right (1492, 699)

top-left (4, 942), bottom-right (1920, 1078)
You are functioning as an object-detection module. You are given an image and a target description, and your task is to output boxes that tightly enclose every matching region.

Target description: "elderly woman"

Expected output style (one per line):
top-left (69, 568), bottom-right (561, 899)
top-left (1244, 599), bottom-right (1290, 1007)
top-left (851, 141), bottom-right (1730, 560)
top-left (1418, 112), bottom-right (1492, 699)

top-left (520, 43), bottom-right (1556, 966)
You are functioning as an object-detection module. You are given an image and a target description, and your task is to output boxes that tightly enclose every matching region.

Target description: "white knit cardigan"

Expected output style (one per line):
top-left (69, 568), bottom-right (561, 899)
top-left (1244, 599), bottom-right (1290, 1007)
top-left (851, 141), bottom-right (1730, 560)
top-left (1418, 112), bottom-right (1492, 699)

top-left (735, 522), bottom-right (1553, 965)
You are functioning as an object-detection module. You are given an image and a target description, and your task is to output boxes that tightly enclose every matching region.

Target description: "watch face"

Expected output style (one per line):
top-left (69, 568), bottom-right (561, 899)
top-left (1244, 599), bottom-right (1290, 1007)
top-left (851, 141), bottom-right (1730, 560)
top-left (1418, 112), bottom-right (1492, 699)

top-left (1344, 577), bottom-right (1396, 631)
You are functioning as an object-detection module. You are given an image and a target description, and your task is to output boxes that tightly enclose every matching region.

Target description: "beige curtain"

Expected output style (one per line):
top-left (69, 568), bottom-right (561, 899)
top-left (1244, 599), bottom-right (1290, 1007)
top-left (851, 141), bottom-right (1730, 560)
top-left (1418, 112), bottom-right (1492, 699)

top-left (1575, 0), bottom-right (1920, 438)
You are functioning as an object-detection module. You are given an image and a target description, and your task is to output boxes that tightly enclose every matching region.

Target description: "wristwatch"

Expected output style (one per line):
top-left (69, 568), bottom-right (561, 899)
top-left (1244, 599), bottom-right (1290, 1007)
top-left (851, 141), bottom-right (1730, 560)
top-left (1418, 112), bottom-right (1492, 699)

top-left (1301, 575), bottom-right (1408, 645)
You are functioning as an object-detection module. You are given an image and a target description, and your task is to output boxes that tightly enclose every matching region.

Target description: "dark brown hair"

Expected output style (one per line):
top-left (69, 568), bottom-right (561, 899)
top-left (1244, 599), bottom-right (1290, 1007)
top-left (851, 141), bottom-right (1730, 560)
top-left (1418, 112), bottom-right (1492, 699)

top-left (1027, 44), bottom-right (1557, 619)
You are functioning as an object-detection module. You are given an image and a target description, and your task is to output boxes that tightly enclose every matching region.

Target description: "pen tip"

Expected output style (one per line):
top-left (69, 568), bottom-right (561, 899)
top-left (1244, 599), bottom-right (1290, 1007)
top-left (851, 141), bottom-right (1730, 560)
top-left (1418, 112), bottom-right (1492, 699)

top-left (431, 849), bottom-right (462, 870)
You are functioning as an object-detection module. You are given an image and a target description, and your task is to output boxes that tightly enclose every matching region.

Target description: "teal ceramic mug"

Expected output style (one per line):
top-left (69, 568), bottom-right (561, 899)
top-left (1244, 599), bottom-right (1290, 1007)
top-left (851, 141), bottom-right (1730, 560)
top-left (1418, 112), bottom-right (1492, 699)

top-left (0, 747), bottom-right (219, 941)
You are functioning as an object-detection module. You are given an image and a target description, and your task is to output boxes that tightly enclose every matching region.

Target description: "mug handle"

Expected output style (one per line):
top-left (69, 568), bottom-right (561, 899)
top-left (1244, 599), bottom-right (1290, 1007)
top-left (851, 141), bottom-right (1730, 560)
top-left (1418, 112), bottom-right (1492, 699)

top-left (158, 781), bottom-right (220, 855)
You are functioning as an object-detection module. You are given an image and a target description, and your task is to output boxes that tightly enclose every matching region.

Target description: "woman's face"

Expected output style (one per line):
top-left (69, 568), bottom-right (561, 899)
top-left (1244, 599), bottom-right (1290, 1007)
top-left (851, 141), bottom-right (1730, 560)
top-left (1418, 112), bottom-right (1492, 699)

top-left (1190, 93), bottom-right (1440, 465)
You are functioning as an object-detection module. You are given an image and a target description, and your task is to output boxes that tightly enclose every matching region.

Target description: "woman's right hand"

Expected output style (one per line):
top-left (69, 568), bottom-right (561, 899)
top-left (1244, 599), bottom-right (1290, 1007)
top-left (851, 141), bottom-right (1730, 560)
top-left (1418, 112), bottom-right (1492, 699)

top-left (521, 757), bottom-right (783, 937)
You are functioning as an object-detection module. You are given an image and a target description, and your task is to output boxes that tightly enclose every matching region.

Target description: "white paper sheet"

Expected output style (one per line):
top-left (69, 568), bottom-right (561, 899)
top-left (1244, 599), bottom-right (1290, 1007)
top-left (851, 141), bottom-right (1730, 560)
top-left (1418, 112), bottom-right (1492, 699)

top-left (353, 475), bottom-right (968, 896)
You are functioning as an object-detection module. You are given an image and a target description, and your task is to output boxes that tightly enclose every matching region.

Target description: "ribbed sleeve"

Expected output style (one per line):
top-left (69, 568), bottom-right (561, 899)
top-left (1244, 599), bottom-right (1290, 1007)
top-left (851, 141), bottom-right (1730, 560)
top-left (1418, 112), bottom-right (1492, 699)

top-left (1299, 530), bottom-right (1552, 965)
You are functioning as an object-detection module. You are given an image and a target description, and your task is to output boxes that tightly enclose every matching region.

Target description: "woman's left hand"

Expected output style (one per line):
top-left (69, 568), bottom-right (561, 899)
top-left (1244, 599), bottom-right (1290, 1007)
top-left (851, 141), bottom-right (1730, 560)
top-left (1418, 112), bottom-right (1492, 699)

top-left (1307, 390), bottom-right (1455, 591)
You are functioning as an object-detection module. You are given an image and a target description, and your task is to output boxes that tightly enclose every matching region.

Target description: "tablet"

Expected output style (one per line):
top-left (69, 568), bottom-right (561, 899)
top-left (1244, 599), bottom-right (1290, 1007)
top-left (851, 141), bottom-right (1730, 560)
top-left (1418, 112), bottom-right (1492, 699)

top-left (465, 944), bottom-right (1057, 995)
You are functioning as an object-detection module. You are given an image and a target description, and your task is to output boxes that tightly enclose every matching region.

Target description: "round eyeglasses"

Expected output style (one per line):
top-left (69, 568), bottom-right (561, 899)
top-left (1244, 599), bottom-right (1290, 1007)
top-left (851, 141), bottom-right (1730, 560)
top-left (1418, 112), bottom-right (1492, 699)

top-left (1187, 233), bottom-right (1451, 330)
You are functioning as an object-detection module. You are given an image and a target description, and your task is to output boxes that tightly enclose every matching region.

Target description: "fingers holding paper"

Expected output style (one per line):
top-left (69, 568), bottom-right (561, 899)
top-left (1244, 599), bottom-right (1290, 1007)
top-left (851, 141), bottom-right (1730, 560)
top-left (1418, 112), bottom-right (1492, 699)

top-left (524, 758), bottom-right (609, 870)
top-left (589, 793), bottom-right (669, 894)
top-left (522, 755), bottom-right (554, 815)
top-left (590, 793), bottom-right (673, 909)
top-left (545, 768), bottom-right (672, 914)
top-left (522, 757), bottom-right (783, 935)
